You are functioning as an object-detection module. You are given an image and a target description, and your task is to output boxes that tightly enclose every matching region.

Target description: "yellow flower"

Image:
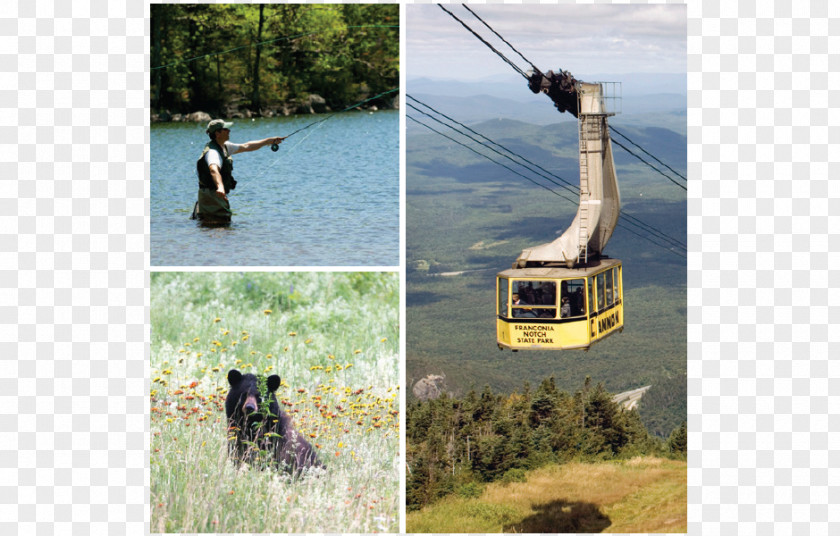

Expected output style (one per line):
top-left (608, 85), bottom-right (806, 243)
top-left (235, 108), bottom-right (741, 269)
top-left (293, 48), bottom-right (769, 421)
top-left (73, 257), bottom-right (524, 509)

top-left (288, 332), bottom-right (297, 337)
top-left (380, 338), bottom-right (387, 343)
top-left (354, 349), bottom-right (361, 354)
top-left (328, 354), bottom-right (335, 360)
top-left (266, 354), bottom-right (273, 359)
top-left (304, 338), bottom-right (312, 344)
top-left (264, 309), bottom-right (273, 315)
top-left (214, 317), bottom-right (221, 323)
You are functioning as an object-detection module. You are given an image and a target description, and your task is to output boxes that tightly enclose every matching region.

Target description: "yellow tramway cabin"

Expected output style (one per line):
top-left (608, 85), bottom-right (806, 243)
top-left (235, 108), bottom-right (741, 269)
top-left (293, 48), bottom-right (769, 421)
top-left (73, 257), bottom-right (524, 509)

top-left (496, 258), bottom-right (623, 351)
top-left (495, 80), bottom-right (625, 351)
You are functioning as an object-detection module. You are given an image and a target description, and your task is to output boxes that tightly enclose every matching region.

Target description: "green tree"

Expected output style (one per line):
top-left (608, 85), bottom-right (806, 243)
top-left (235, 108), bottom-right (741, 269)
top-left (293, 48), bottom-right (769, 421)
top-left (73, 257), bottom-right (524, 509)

top-left (667, 421), bottom-right (687, 458)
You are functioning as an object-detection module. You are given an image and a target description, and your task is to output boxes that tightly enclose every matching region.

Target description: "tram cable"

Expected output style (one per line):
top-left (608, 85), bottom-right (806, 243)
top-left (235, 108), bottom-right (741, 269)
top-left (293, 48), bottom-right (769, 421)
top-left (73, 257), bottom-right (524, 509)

top-left (439, 4), bottom-right (686, 195)
top-left (407, 114), bottom-right (578, 205)
top-left (408, 98), bottom-right (580, 199)
top-left (407, 99), bottom-right (686, 253)
top-left (408, 111), bottom-right (686, 259)
top-left (460, 4), bottom-right (540, 75)
top-left (408, 96), bottom-right (687, 254)
top-left (609, 125), bottom-right (687, 183)
top-left (609, 137), bottom-right (687, 192)
top-left (436, 4), bottom-right (530, 79)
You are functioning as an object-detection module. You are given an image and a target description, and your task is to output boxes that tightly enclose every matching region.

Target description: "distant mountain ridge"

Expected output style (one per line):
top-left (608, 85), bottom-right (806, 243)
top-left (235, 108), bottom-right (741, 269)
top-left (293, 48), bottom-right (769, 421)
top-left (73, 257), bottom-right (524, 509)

top-left (408, 73), bottom-right (686, 125)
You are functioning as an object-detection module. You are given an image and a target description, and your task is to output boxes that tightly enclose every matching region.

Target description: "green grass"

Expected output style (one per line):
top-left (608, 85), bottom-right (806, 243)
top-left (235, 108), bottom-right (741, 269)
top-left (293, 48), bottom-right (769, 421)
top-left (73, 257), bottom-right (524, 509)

top-left (406, 457), bottom-right (687, 533)
top-left (150, 272), bottom-right (399, 533)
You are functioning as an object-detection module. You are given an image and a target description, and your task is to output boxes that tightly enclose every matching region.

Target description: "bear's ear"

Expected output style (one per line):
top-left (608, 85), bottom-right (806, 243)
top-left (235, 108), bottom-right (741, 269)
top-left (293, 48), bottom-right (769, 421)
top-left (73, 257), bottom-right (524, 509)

top-left (266, 375), bottom-right (281, 393)
top-left (228, 369), bottom-right (243, 387)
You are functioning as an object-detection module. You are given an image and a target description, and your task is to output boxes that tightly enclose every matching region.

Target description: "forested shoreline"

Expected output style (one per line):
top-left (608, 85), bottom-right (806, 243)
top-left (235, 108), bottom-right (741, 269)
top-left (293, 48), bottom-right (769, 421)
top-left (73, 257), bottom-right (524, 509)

top-left (407, 376), bottom-right (687, 511)
top-left (151, 4), bottom-right (399, 121)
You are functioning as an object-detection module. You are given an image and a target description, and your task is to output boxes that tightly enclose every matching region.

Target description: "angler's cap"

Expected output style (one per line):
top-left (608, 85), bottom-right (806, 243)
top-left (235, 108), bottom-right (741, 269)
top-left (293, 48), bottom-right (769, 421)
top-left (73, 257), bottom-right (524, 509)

top-left (206, 119), bottom-right (234, 134)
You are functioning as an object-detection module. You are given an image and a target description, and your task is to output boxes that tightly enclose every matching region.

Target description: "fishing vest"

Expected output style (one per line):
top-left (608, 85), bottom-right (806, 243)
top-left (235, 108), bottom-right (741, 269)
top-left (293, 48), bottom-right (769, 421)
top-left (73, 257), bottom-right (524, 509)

top-left (196, 140), bottom-right (237, 192)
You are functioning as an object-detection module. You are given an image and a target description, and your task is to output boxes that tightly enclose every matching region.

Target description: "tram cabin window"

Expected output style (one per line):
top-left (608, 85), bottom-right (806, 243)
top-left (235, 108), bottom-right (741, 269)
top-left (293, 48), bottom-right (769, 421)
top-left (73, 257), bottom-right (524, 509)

top-left (612, 267), bottom-right (621, 303)
top-left (511, 280), bottom-right (557, 318)
top-left (560, 278), bottom-right (586, 318)
top-left (605, 270), bottom-right (614, 305)
top-left (596, 273), bottom-right (606, 311)
top-left (498, 278), bottom-right (509, 316)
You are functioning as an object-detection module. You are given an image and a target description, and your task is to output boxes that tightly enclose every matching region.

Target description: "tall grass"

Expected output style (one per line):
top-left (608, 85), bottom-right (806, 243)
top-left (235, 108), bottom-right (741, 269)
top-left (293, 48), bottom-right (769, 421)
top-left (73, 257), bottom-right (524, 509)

top-left (150, 272), bottom-right (399, 532)
top-left (406, 457), bottom-right (686, 533)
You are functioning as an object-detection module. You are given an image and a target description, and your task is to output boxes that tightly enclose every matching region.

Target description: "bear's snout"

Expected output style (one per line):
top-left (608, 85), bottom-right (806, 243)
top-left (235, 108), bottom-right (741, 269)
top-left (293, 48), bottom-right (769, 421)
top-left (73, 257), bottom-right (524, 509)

top-left (243, 394), bottom-right (258, 414)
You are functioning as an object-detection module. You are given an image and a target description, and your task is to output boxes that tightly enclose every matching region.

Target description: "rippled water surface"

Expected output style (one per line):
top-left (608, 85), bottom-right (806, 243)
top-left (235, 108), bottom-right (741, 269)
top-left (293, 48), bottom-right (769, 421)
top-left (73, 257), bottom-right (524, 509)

top-left (151, 111), bottom-right (399, 266)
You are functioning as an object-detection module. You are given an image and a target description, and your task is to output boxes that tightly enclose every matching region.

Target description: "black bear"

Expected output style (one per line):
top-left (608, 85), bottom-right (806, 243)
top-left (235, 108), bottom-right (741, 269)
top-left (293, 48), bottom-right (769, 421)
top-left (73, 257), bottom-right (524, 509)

top-left (225, 369), bottom-right (323, 475)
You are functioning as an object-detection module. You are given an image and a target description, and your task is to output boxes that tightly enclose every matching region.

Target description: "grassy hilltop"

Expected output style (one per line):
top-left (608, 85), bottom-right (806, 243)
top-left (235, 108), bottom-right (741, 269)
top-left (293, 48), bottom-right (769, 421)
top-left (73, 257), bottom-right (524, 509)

top-left (407, 457), bottom-right (687, 533)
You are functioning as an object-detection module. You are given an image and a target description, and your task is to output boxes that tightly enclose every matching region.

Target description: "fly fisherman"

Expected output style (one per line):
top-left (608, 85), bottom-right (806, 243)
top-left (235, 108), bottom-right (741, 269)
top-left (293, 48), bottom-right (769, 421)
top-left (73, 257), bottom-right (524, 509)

top-left (191, 119), bottom-right (286, 224)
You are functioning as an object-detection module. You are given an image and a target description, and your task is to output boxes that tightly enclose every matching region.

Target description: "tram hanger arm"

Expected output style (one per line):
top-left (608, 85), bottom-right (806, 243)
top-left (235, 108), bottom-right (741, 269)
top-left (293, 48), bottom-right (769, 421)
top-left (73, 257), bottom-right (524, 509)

top-left (527, 68), bottom-right (580, 118)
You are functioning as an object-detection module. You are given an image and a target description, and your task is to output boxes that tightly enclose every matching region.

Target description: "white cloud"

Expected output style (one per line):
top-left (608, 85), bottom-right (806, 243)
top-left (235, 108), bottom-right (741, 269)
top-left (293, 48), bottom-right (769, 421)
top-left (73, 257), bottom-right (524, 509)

top-left (407, 4), bottom-right (687, 80)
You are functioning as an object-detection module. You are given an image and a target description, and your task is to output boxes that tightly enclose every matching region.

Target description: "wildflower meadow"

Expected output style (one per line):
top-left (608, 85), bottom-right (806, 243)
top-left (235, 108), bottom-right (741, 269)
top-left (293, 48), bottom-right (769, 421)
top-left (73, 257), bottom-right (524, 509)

top-left (150, 272), bottom-right (399, 533)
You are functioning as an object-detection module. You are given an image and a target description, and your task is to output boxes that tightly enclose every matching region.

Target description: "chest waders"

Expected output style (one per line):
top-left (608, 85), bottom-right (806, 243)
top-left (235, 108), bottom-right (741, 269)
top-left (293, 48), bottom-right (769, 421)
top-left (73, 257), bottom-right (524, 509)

top-left (192, 140), bottom-right (237, 223)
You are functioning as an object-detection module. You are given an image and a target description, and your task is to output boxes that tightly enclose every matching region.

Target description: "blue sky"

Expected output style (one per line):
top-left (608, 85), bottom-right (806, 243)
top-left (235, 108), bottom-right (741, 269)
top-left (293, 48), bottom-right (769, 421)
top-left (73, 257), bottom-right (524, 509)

top-left (407, 4), bottom-right (687, 81)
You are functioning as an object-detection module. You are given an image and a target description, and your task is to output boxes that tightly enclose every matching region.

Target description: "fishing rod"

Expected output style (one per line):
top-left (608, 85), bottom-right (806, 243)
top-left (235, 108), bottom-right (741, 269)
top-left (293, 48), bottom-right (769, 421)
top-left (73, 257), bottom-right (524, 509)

top-left (270, 87), bottom-right (399, 151)
top-left (248, 87), bottom-right (399, 182)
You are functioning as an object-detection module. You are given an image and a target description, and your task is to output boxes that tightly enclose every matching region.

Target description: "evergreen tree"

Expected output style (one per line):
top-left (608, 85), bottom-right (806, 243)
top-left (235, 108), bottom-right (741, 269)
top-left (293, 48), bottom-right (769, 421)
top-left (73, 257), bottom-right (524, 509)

top-left (668, 421), bottom-right (688, 458)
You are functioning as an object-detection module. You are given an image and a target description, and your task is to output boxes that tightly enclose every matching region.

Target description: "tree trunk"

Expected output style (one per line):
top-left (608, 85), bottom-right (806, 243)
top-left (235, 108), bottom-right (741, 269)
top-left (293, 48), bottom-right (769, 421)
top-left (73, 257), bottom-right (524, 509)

top-left (251, 4), bottom-right (264, 113)
top-left (151, 7), bottom-right (162, 110)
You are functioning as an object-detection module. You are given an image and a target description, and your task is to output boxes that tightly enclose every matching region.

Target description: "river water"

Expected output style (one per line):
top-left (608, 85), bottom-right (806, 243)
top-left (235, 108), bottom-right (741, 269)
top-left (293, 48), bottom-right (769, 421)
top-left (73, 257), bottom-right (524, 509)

top-left (151, 110), bottom-right (399, 267)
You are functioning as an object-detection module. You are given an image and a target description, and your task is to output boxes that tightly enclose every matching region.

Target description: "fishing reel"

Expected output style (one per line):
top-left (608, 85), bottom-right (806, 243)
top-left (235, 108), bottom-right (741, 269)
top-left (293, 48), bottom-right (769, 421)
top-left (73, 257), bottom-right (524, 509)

top-left (271, 143), bottom-right (279, 152)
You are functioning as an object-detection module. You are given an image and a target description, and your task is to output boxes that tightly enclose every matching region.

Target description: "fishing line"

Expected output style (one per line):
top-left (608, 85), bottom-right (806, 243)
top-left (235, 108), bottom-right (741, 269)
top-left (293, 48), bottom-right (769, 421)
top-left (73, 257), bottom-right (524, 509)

top-left (251, 87), bottom-right (399, 181)
top-left (251, 119), bottom-right (327, 182)
top-left (283, 88), bottom-right (399, 139)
